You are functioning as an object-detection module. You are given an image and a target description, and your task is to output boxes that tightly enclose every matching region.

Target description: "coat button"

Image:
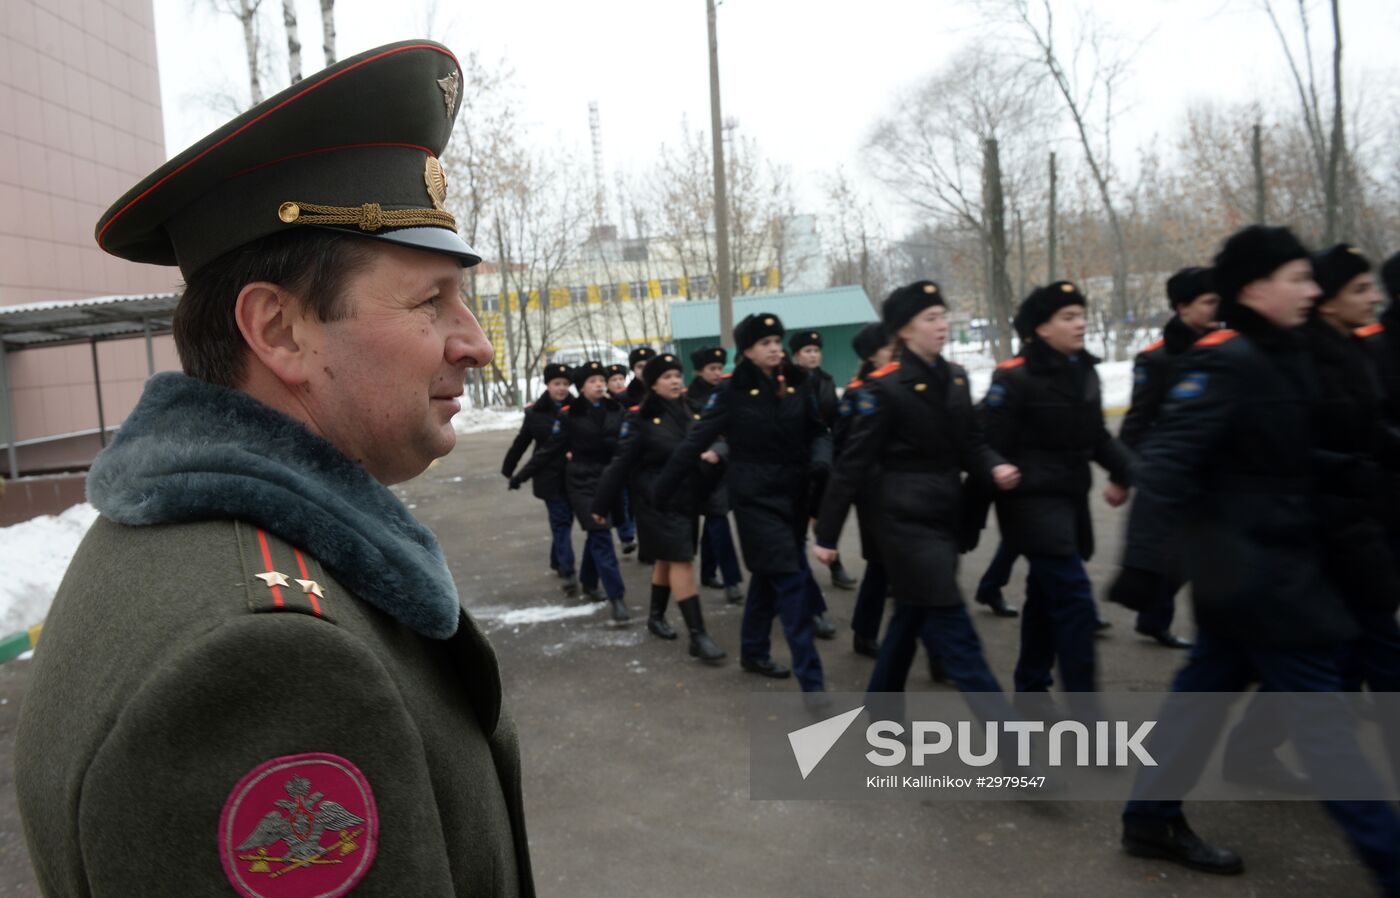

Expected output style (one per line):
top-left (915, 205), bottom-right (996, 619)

top-left (652, 417), bottom-right (661, 424)
top-left (749, 388), bottom-right (759, 396)
top-left (914, 383), bottom-right (927, 392)
top-left (787, 387), bottom-right (795, 394)
top-left (693, 414), bottom-right (701, 420)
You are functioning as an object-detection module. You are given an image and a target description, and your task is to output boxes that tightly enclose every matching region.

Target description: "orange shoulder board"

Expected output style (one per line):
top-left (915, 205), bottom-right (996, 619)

top-left (721, 372), bottom-right (733, 380)
top-left (628, 404), bottom-right (640, 413)
top-left (996, 357), bottom-right (1026, 370)
top-left (1197, 329), bottom-right (1239, 348)
top-left (1142, 339), bottom-right (1166, 353)
top-left (1356, 323), bottom-right (1385, 338)
top-left (869, 362), bottom-right (901, 379)
top-left (846, 378), bottom-right (864, 391)
top-left (559, 403), bottom-right (572, 412)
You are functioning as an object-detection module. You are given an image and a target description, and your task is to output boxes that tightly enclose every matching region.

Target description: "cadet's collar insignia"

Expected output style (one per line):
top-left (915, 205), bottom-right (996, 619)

top-left (437, 70), bottom-right (460, 117)
top-left (255, 570), bottom-right (291, 590)
top-left (220, 752), bottom-right (378, 898)
top-left (424, 157), bottom-right (449, 211)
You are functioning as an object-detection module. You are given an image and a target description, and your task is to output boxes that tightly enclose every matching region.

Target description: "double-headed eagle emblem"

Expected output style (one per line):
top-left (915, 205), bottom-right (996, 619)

top-left (236, 774), bottom-right (366, 877)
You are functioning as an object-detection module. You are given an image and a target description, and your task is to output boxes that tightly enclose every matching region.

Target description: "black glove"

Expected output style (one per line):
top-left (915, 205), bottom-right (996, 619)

top-left (507, 477), bottom-right (522, 491)
top-left (1107, 567), bottom-right (1162, 613)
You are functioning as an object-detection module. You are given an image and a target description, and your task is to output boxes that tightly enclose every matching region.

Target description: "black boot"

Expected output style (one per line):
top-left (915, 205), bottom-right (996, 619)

top-left (1122, 816), bottom-right (1243, 875)
top-left (582, 585), bottom-right (605, 602)
top-left (812, 613), bottom-right (837, 640)
top-left (678, 596), bottom-right (726, 661)
top-left (561, 578), bottom-right (579, 598)
top-left (608, 595), bottom-right (630, 623)
top-left (724, 583), bottom-right (745, 605)
top-left (701, 575), bottom-right (724, 589)
top-left (647, 583), bottom-right (676, 640)
top-left (974, 588), bottom-right (1019, 618)
top-left (1135, 626), bottom-right (1192, 649)
top-left (853, 633), bottom-right (880, 658)
top-left (830, 560), bottom-right (857, 590)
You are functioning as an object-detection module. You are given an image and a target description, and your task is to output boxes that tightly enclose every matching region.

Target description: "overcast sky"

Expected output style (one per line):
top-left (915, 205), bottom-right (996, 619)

top-left (152, 0), bottom-right (1400, 233)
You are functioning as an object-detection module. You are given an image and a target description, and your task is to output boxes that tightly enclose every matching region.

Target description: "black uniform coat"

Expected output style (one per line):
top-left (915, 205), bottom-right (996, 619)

top-left (1122, 304), bottom-right (1357, 648)
top-left (655, 359), bottom-right (829, 575)
top-left (1119, 316), bottom-right (1206, 451)
top-left (980, 340), bottom-right (1133, 560)
top-left (829, 365), bottom-right (882, 561)
top-left (515, 398), bottom-right (626, 531)
top-left (808, 365), bottom-right (840, 428)
top-left (1357, 307), bottom-right (1400, 527)
top-left (686, 376), bottom-right (732, 517)
top-left (816, 353), bottom-right (1005, 606)
top-left (593, 394), bottom-right (705, 563)
top-left (1302, 316), bottom-right (1400, 612)
top-left (625, 377), bottom-right (648, 406)
top-left (501, 393), bottom-right (567, 502)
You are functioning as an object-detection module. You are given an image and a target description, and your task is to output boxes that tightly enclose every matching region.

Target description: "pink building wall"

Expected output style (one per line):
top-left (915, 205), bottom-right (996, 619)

top-left (0, 0), bottom-right (179, 462)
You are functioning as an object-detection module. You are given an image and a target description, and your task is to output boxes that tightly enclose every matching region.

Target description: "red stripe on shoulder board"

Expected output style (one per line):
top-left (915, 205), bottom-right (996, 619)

top-left (1197, 328), bottom-right (1239, 347)
top-left (292, 547), bottom-right (322, 616)
top-left (97, 44), bottom-right (458, 250)
top-left (996, 357), bottom-right (1026, 370)
top-left (255, 528), bottom-right (285, 608)
top-left (1356, 323), bottom-right (1385, 338)
top-left (869, 362), bottom-right (901, 379)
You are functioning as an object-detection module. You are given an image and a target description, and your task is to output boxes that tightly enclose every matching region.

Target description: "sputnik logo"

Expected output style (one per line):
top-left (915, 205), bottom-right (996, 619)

top-left (787, 706), bottom-right (864, 779)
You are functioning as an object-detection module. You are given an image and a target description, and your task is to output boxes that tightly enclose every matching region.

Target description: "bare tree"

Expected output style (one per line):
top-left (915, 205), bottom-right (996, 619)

top-left (823, 168), bottom-right (890, 309)
top-left (319, 0), bottom-right (336, 65)
top-left (282, 0), bottom-right (301, 83)
top-left (198, 0), bottom-right (265, 105)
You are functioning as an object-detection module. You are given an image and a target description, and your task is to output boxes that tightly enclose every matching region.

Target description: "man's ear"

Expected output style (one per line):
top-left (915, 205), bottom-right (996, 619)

top-left (234, 282), bottom-right (315, 387)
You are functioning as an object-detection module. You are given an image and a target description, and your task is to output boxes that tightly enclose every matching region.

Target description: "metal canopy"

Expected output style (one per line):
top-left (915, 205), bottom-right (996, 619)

top-left (0, 292), bottom-right (180, 351)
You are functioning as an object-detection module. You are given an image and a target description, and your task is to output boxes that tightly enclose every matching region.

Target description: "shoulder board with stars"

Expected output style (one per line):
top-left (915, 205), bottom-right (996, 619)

top-left (235, 521), bottom-right (334, 622)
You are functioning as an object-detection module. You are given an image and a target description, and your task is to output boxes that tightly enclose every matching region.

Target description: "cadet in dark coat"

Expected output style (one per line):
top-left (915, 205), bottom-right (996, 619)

top-left (791, 329), bottom-right (857, 592)
top-left (512, 361), bottom-right (630, 622)
top-left (1115, 226), bottom-right (1400, 889)
top-left (1114, 267), bottom-right (1220, 648)
top-left (594, 354), bottom-right (726, 661)
top-left (625, 346), bottom-right (657, 405)
top-left (980, 282), bottom-right (1134, 695)
top-left (839, 323), bottom-right (895, 658)
top-left (16, 41), bottom-right (535, 897)
top-left (502, 363), bottom-right (579, 592)
top-left (605, 363), bottom-right (630, 403)
top-left (816, 283), bottom-right (1020, 699)
top-left (655, 313), bottom-right (831, 703)
top-left (688, 345), bottom-right (746, 604)
top-left (604, 363), bottom-right (640, 554)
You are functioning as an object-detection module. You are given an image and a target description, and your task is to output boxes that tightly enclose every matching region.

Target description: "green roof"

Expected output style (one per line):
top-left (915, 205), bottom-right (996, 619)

top-left (668, 286), bottom-right (877, 340)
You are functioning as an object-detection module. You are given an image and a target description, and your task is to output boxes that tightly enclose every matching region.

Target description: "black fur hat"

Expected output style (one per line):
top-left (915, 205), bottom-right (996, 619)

top-left (881, 281), bottom-right (945, 332)
top-left (1311, 243), bottom-right (1371, 302)
top-left (1212, 225), bottom-right (1309, 305)
top-left (734, 312), bottom-right (785, 350)
top-left (542, 362), bottom-right (571, 384)
top-left (851, 322), bottom-right (888, 360)
top-left (572, 360), bottom-right (607, 389)
top-left (628, 346), bottom-right (657, 368)
top-left (1166, 266), bottom-right (1215, 310)
top-left (1013, 281), bottom-right (1086, 340)
top-left (642, 352), bottom-right (685, 386)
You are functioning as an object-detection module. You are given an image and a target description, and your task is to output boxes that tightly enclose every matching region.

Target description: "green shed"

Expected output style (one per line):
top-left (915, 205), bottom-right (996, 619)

top-left (668, 286), bottom-right (879, 385)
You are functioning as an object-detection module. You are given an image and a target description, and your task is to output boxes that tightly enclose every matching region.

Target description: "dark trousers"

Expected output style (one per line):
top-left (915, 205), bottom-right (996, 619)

top-left (1226, 607), bottom-right (1400, 789)
top-left (1124, 633), bottom-right (1400, 894)
top-left (616, 489), bottom-right (636, 543)
top-left (700, 514), bottom-right (743, 586)
top-left (869, 602), bottom-right (1001, 693)
top-left (742, 570), bottom-right (824, 692)
top-left (1014, 554), bottom-right (1097, 693)
top-left (1135, 572), bottom-right (1181, 635)
top-left (578, 530), bottom-right (624, 600)
top-left (851, 560), bottom-right (888, 641)
top-left (977, 540), bottom-right (1019, 596)
top-left (545, 498), bottom-right (575, 578)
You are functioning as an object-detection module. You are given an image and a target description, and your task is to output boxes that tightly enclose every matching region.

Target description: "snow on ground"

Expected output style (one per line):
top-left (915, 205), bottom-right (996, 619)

top-left (0, 503), bottom-right (98, 639)
top-left (964, 359), bottom-right (1135, 412)
top-left (473, 602), bottom-right (603, 627)
top-left (451, 406), bottom-right (524, 435)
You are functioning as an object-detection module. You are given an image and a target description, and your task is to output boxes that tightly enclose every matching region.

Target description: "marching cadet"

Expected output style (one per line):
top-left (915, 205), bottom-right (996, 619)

top-left (688, 345), bottom-right (746, 604)
top-left (16, 41), bottom-right (534, 896)
top-left (502, 362), bottom-right (579, 593)
top-left (1114, 226), bottom-right (1400, 891)
top-left (605, 363), bottom-right (630, 403)
top-left (791, 328), bottom-right (857, 590)
top-left (980, 282), bottom-right (1134, 697)
top-left (839, 322), bottom-right (894, 658)
top-left (815, 284), bottom-right (1019, 698)
top-left (593, 353), bottom-right (726, 662)
top-left (655, 313), bottom-right (831, 707)
top-left (1112, 266), bottom-right (1220, 649)
top-left (512, 361), bottom-right (630, 622)
top-left (626, 346), bottom-right (658, 405)
top-left (1223, 243), bottom-right (1400, 792)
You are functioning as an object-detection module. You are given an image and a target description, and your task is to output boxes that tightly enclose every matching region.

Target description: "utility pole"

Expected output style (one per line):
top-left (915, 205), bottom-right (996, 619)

top-left (707, 0), bottom-right (733, 349)
top-left (1252, 123), bottom-right (1266, 224)
top-left (1047, 152), bottom-right (1058, 281)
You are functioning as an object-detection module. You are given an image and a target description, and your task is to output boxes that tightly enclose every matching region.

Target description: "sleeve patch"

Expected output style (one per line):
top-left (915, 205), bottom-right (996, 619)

top-left (1168, 371), bottom-right (1208, 400)
top-left (985, 382), bottom-right (1007, 408)
top-left (856, 394), bottom-right (878, 415)
top-left (550, 420), bottom-right (562, 437)
top-left (703, 391), bottom-right (718, 411)
top-left (619, 421), bottom-right (630, 439)
top-left (220, 752), bottom-right (378, 897)
top-left (1133, 364), bottom-right (1148, 387)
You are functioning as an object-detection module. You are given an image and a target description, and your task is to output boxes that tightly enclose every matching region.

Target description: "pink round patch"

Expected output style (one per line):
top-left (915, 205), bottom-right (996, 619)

top-left (219, 753), bottom-right (378, 898)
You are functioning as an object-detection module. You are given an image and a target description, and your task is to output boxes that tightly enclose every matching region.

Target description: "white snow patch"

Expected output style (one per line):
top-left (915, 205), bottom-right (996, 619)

top-left (0, 502), bottom-right (99, 636)
top-left (452, 406), bottom-right (524, 436)
top-left (474, 603), bottom-right (602, 626)
top-left (966, 360), bottom-right (1135, 413)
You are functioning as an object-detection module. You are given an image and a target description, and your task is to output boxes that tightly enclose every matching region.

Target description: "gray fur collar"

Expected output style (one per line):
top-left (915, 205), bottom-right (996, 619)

top-left (88, 372), bottom-right (460, 639)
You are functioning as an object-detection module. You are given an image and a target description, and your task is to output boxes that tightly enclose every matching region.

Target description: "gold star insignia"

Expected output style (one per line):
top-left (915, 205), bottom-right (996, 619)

top-left (437, 70), bottom-right (460, 117)
top-left (255, 571), bottom-right (290, 589)
top-left (294, 578), bottom-right (325, 598)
